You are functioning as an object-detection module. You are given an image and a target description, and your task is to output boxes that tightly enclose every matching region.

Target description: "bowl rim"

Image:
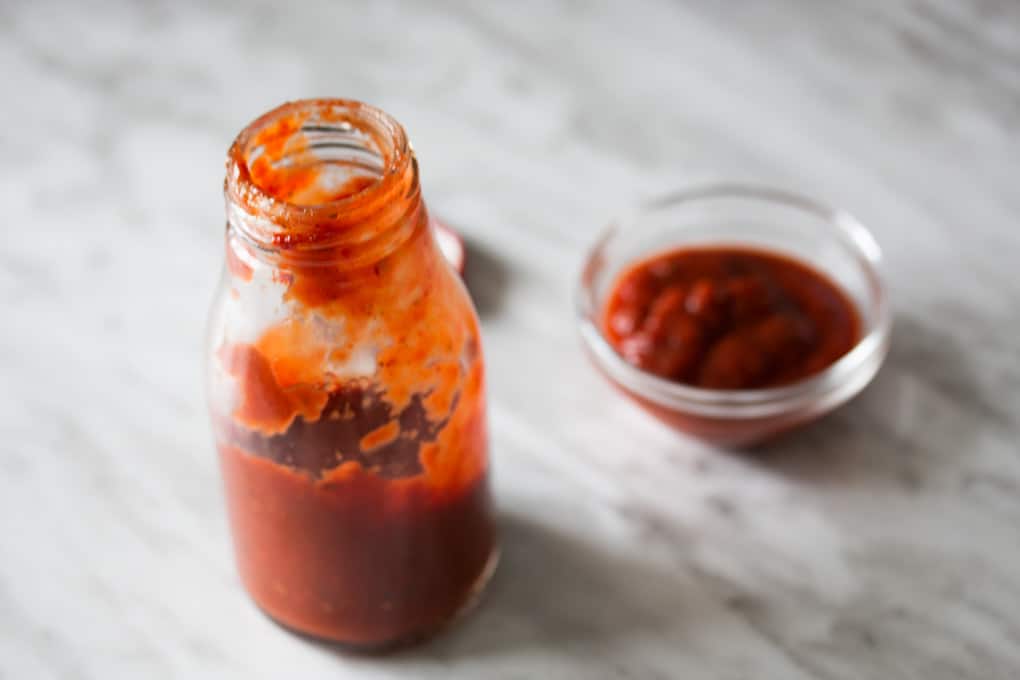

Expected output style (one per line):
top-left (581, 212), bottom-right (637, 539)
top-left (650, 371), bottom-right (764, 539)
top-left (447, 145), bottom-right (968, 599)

top-left (575, 182), bottom-right (893, 419)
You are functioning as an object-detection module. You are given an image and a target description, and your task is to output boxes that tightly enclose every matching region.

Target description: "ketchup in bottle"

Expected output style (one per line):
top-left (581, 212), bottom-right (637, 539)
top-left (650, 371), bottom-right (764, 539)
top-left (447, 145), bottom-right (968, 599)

top-left (207, 100), bottom-right (497, 649)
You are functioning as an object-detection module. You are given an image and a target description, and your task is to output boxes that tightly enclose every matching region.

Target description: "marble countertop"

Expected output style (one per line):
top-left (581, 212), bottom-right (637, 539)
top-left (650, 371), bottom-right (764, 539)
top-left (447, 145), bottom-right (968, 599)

top-left (3, 1), bottom-right (1019, 678)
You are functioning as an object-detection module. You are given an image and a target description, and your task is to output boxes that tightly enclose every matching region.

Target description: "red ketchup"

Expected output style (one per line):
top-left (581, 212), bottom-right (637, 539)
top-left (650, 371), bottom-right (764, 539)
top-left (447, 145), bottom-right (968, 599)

top-left (211, 100), bottom-right (495, 649)
top-left (603, 246), bottom-right (860, 390)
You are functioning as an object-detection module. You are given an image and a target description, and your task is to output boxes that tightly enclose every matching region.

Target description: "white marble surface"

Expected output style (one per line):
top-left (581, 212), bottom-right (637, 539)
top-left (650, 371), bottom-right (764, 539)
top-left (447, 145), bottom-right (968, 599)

top-left (3, 1), bottom-right (1020, 678)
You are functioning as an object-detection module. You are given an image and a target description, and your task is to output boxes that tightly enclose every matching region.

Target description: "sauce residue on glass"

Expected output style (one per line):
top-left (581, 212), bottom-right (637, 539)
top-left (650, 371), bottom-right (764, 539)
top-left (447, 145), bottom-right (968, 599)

top-left (215, 100), bottom-right (494, 647)
top-left (602, 246), bottom-right (860, 389)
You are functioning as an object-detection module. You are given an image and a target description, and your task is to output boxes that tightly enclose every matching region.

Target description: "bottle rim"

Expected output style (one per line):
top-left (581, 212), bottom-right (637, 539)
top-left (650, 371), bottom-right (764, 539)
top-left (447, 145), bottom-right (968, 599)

top-left (224, 98), bottom-right (418, 253)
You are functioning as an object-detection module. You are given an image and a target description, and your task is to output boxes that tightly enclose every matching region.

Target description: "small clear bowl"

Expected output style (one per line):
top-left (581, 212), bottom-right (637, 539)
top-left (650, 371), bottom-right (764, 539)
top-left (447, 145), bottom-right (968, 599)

top-left (576, 184), bottom-right (892, 447)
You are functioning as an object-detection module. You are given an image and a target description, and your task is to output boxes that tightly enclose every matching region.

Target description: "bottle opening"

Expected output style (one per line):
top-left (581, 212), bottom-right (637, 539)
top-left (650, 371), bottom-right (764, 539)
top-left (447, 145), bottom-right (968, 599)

top-left (225, 99), bottom-right (417, 251)
top-left (243, 115), bottom-right (386, 207)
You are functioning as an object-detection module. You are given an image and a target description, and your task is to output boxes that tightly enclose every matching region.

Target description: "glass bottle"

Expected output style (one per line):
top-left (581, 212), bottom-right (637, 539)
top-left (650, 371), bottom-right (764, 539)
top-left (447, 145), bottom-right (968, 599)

top-left (206, 99), bottom-right (497, 648)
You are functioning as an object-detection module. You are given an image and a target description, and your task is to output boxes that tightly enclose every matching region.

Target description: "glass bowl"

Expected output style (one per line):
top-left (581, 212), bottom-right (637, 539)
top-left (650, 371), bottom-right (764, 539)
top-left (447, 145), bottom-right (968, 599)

top-left (576, 184), bottom-right (892, 447)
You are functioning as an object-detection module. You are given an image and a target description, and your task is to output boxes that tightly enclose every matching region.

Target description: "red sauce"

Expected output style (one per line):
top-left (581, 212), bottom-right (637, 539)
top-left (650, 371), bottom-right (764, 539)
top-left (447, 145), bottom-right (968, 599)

top-left (603, 246), bottom-right (860, 389)
top-left (214, 100), bottom-right (494, 647)
top-left (216, 358), bottom-right (492, 645)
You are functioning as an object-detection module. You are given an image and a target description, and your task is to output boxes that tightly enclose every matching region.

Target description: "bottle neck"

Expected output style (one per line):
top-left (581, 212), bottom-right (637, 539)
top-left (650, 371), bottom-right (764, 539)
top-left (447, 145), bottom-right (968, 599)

top-left (224, 99), bottom-right (425, 270)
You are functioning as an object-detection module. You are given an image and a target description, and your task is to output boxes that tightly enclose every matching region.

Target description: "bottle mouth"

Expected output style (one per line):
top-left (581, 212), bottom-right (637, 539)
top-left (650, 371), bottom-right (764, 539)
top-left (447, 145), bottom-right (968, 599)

top-left (225, 99), bottom-right (416, 251)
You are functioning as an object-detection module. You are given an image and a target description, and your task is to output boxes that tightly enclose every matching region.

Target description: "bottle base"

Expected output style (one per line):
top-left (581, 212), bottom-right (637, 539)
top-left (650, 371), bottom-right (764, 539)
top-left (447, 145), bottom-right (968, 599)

top-left (249, 543), bottom-right (501, 653)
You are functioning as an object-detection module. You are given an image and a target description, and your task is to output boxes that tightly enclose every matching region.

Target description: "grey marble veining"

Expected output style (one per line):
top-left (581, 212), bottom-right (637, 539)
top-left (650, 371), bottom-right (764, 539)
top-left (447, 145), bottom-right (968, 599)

top-left (2, 1), bottom-right (1019, 678)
